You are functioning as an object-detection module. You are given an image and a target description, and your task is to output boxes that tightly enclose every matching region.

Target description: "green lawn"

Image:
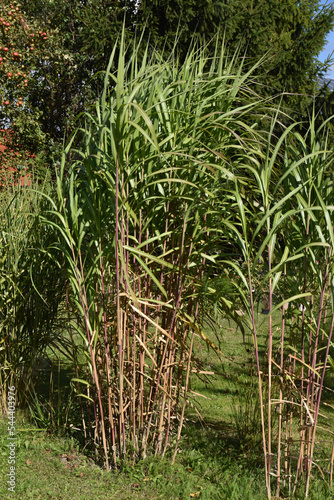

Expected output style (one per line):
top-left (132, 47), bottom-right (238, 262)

top-left (1, 313), bottom-right (334, 499)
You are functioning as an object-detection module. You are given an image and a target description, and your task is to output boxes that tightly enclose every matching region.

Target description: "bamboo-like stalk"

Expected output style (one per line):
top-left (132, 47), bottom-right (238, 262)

top-left (330, 437), bottom-right (334, 488)
top-left (99, 254), bottom-right (117, 466)
top-left (66, 285), bottom-right (88, 441)
top-left (276, 266), bottom-right (286, 498)
top-left (248, 263), bottom-right (270, 499)
top-left (267, 240), bottom-right (273, 491)
top-left (74, 246), bottom-right (110, 469)
top-left (293, 247), bottom-right (310, 494)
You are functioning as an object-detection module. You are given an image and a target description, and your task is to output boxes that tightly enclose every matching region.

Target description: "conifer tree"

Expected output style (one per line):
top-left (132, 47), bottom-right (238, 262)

top-left (14, 0), bottom-right (334, 149)
top-left (137, 0), bottom-right (334, 113)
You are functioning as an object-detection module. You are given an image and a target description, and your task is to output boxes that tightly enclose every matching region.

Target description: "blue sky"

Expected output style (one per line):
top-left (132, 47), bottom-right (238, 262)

top-left (318, 1), bottom-right (334, 78)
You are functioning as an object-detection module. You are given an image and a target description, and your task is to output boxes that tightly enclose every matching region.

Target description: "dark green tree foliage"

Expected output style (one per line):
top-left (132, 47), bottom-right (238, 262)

top-left (136, 0), bottom-right (224, 55)
top-left (138, 0), bottom-right (334, 112)
top-left (242, 0), bottom-right (334, 113)
top-left (21, 0), bottom-right (137, 144)
top-left (18, 0), bottom-right (334, 155)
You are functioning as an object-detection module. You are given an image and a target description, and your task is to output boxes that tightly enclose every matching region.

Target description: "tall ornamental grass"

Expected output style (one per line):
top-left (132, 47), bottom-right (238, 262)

top-left (43, 35), bottom-right (269, 467)
top-left (0, 179), bottom-right (64, 411)
top-left (226, 113), bottom-right (334, 498)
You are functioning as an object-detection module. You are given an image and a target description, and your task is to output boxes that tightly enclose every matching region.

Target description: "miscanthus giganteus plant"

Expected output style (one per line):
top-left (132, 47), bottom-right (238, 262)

top-left (224, 110), bottom-right (334, 499)
top-left (42, 32), bottom-right (271, 467)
